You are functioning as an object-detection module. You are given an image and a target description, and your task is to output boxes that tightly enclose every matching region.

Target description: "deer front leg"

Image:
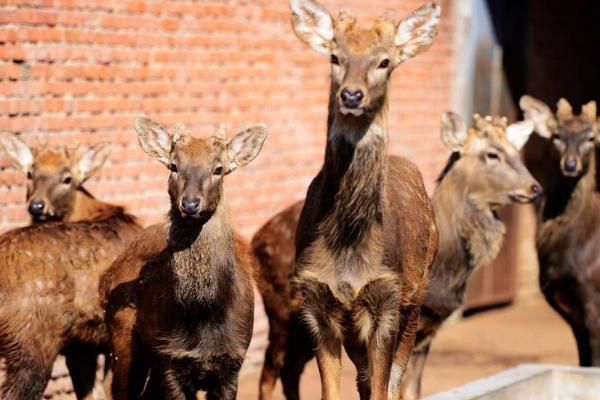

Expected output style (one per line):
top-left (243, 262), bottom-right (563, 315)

top-left (388, 305), bottom-right (422, 400)
top-left (355, 279), bottom-right (403, 400)
top-left (301, 281), bottom-right (344, 400)
top-left (315, 330), bottom-right (342, 400)
top-left (398, 340), bottom-right (432, 400)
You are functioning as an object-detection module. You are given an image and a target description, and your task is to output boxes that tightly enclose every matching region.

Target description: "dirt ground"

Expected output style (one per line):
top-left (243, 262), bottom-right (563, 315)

top-left (236, 293), bottom-right (578, 399)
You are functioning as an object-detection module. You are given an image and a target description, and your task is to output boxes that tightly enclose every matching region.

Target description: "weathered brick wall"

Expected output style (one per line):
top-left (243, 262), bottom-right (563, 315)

top-left (0, 0), bottom-right (457, 397)
top-left (1, 0), bottom-right (456, 236)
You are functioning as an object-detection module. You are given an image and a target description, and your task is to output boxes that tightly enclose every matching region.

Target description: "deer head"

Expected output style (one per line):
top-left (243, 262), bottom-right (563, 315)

top-left (440, 112), bottom-right (542, 207)
top-left (0, 135), bottom-right (111, 222)
top-left (290, 0), bottom-right (440, 117)
top-left (520, 95), bottom-right (598, 178)
top-left (134, 116), bottom-right (267, 220)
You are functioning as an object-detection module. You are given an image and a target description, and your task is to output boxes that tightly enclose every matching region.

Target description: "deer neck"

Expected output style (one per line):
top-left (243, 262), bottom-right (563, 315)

top-left (319, 85), bottom-right (388, 249)
top-left (167, 202), bottom-right (236, 313)
top-left (433, 167), bottom-right (505, 278)
top-left (65, 188), bottom-right (120, 222)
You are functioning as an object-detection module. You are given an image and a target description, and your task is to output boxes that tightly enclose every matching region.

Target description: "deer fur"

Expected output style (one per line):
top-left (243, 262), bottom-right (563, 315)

top-left (288, 1), bottom-right (440, 399)
top-left (100, 117), bottom-right (266, 400)
top-left (0, 140), bottom-right (141, 400)
top-left (253, 113), bottom-right (541, 400)
top-left (521, 95), bottom-right (600, 367)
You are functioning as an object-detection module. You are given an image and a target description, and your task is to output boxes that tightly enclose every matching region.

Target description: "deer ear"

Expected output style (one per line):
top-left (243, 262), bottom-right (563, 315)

top-left (519, 95), bottom-right (556, 139)
top-left (0, 135), bottom-right (34, 173)
top-left (226, 124), bottom-right (267, 174)
top-left (290, 0), bottom-right (334, 55)
top-left (582, 100), bottom-right (597, 122)
top-left (394, 2), bottom-right (441, 64)
top-left (506, 120), bottom-right (534, 151)
top-left (440, 112), bottom-right (467, 152)
top-left (75, 142), bottom-right (111, 183)
top-left (134, 115), bottom-right (172, 166)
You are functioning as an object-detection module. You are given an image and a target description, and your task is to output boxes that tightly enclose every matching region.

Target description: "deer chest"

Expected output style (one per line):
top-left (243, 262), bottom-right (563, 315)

top-left (296, 235), bottom-right (397, 305)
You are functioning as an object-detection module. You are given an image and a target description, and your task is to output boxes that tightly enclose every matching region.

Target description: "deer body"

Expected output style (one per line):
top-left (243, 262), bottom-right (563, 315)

top-left (287, 2), bottom-right (442, 399)
top-left (101, 117), bottom-right (266, 399)
top-left (0, 138), bottom-right (142, 400)
top-left (0, 204), bottom-right (140, 400)
top-left (254, 113), bottom-right (540, 400)
top-left (521, 96), bottom-right (600, 366)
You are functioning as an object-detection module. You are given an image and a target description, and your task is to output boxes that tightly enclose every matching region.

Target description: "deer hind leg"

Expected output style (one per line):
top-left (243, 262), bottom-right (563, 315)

top-left (279, 316), bottom-right (315, 400)
top-left (64, 343), bottom-right (99, 400)
top-left (398, 339), bottom-right (432, 400)
top-left (259, 315), bottom-right (290, 400)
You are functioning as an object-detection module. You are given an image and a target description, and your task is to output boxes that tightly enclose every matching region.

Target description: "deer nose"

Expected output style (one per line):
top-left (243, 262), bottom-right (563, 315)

top-left (28, 200), bottom-right (45, 216)
top-left (564, 158), bottom-right (577, 172)
top-left (340, 89), bottom-right (364, 109)
top-left (181, 196), bottom-right (201, 215)
top-left (530, 183), bottom-right (543, 198)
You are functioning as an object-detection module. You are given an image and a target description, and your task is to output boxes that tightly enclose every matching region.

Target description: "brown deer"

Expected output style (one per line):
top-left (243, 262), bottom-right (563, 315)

top-left (288, 1), bottom-right (440, 399)
top-left (253, 113), bottom-right (542, 400)
top-left (520, 96), bottom-right (600, 367)
top-left (0, 140), bottom-right (141, 400)
top-left (100, 116), bottom-right (266, 400)
top-left (0, 135), bottom-right (114, 224)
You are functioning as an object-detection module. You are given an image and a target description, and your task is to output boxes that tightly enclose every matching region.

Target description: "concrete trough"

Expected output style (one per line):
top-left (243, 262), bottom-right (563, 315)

top-left (425, 364), bottom-right (600, 400)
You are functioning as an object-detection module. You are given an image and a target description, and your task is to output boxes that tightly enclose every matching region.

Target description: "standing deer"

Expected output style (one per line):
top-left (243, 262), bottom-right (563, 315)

top-left (100, 117), bottom-right (266, 400)
top-left (520, 96), bottom-right (600, 366)
top-left (253, 113), bottom-right (542, 400)
top-left (0, 140), bottom-right (141, 400)
top-left (289, 1), bottom-right (440, 399)
top-left (1, 135), bottom-right (115, 224)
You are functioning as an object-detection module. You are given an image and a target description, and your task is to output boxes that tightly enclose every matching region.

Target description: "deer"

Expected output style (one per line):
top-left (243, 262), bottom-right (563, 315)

top-left (0, 139), bottom-right (142, 400)
top-left (253, 112), bottom-right (542, 400)
top-left (0, 135), bottom-right (115, 225)
top-left (100, 116), bottom-right (266, 400)
top-left (520, 95), bottom-right (600, 367)
top-left (288, 1), bottom-right (440, 399)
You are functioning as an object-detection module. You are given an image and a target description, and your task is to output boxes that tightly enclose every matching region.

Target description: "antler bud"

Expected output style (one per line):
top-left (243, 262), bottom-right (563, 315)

top-left (213, 123), bottom-right (228, 141)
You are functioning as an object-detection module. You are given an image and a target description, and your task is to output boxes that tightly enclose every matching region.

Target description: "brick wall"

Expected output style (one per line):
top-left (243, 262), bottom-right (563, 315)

top-left (0, 0), bottom-right (456, 236)
top-left (0, 0), bottom-right (457, 397)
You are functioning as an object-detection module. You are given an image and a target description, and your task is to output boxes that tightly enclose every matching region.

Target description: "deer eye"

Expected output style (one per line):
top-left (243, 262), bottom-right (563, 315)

top-left (551, 133), bottom-right (562, 141)
top-left (26, 171), bottom-right (32, 180)
top-left (378, 59), bottom-right (390, 69)
top-left (486, 152), bottom-right (500, 161)
top-left (168, 163), bottom-right (178, 173)
top-left (213, 166), bottom-right (223, 176)
top-left (62, 176), bottom-right (72, 185)
top-left (330, 54), bottom-right (340, 65)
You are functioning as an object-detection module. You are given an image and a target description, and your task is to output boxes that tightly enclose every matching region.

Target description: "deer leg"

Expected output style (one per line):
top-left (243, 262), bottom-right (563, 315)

top-left (388, 306), bottom-right (421, 400)
top-left (315, 331), bottom-right (342, 400)
top-left (1, 352), bottom-right (56, 400)
top-left (343, 331), bottom-right (370, 400)
top-left (280, 333), bottom-right (315, 400)
top-left (207, 379), bottom-right (239, 400)
top-left (259, 318), bottom-right (289, 400)
top-left (64, 343), bottom-right (99, 400)
top-left (398, 340), bottom-right (432, 400)
top-left (109, 308), bottom-right (151, 400)
top-left (572, 324), bottom-right (592, 367)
